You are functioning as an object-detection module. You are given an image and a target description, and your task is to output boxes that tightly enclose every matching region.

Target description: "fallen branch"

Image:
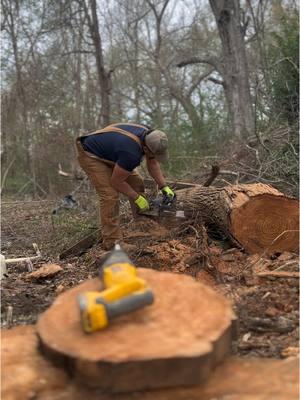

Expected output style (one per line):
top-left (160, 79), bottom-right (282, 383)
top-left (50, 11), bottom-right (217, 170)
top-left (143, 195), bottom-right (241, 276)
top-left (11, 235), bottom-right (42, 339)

top-left (1, 244), bottom-right (42, 279)
top-left (59, 229), bottom-right (100, 259)
top-left (247, 316), bottom-right (295, 333)
top-left (273, 260), bottom-right (299, 271)
top-left (58, 163), bottom-right (72, 177)
top-left (203, 165), bottom-right (220, 187)
top-left (5, 255), bottom-right (41, 264)
top-left (257, 271), bottom-right (299, 279)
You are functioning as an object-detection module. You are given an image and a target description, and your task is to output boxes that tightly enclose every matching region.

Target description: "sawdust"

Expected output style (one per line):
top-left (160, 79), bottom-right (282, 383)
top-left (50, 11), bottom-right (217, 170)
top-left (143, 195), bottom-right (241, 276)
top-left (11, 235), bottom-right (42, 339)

top-left (124, 217), bottom-right (169, 239)
top-left (144, 240), bottom-right (192, 272)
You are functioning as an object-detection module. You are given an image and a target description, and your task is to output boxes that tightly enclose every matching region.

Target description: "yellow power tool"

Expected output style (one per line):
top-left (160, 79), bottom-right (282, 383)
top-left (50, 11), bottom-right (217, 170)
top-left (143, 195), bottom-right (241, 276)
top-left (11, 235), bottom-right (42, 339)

top-left (78, 244), bottom-right (154, 333)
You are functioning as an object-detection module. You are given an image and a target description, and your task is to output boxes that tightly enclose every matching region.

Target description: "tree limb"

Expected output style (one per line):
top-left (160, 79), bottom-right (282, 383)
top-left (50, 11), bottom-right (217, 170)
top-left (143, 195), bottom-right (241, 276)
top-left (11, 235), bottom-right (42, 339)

top-left (188, 67), bottom-right (215, 96)
top-left (208, 77), bottom-right (225, 86)
top-left (177, 56), bottom-right (220, 70)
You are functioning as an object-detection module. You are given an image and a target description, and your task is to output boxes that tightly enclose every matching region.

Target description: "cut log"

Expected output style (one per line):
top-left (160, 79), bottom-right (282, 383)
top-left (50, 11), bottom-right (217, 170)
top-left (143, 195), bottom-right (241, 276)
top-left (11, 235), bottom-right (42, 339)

top-left (37, 269), bottom-right (236, 393)
top-left (2, 325), bottom-right (299, 400)
top-left (176, 183), bottom-right (299, 254)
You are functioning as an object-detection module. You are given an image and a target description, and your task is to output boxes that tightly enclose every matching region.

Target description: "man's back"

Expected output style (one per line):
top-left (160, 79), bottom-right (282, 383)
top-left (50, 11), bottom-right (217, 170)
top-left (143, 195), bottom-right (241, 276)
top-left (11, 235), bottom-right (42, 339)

top-left (81, 123), bottom-right (150, 171)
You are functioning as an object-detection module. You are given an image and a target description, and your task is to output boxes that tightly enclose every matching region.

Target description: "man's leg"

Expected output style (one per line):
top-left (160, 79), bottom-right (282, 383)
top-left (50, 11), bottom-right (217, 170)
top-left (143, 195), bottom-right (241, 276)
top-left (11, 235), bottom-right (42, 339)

top-left (126, 170), bottom-right (145, 218)
top-left (76, 144), bottom-right (121, 250)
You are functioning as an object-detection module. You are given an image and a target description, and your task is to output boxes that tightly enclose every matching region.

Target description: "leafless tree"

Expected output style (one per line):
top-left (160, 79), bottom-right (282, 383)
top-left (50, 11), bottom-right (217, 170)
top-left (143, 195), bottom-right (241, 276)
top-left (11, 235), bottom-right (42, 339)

top-left (178, 0), bottom-right (255, 140)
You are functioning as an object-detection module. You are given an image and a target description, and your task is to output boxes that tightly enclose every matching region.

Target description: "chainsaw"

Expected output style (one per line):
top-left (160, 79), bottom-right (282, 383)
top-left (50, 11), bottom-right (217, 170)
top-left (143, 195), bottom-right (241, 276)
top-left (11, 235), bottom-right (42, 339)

top-left (139, 193), bottom-right (186, 219)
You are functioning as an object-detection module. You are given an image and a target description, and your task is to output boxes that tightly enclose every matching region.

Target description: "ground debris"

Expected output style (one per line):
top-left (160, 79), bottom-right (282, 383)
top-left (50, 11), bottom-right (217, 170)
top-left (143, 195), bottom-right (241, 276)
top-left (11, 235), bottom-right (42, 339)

top-left (1, 199), bottom-right (299, 359)
top-left (281, 346), bottom-right (299, 358)
top-left (25, 264), bottom-right (63, 280)
top-left (246, 316), bottom-right (296, 333)
top-left (123, 217), bottom-right (169, 239)
top-left (144, 239), bottom-right (192, 272)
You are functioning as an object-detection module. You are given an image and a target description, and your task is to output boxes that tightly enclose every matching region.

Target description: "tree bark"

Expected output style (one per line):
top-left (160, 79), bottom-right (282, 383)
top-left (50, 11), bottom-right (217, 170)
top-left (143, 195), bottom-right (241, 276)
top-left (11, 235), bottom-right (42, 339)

top-left (209, 0), bottom-right (254, 139)
top-left (83, 0), bottom-right (111, 126)
top-left (176, 183), bottom-right (299, 254)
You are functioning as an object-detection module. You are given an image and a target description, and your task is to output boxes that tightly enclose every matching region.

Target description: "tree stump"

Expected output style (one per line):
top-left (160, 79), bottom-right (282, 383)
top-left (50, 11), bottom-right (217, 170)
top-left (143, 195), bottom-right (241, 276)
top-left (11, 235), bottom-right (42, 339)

top-left (176, 183), bottom-right (299, 254)
top-left (37, 269), bottom-right (236, 393)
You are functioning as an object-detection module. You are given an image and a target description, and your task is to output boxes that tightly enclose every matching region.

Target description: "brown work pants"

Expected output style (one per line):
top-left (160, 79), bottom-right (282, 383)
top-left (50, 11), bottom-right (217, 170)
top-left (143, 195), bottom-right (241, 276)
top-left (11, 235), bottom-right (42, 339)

top-left (76, 141), bottom-right (144, 250)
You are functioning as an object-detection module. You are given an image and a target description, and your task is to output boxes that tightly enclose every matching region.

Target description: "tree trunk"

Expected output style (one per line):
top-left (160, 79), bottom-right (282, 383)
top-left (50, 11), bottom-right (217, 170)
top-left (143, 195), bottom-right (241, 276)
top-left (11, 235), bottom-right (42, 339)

top-left (168, 84), bottom-right (203, 138)
top-left (83, 0), bottom-right (111, 126)
top-left (176, 183), bottom-right (299, 254)
top-left (209, 0), bottom-right (254, 139)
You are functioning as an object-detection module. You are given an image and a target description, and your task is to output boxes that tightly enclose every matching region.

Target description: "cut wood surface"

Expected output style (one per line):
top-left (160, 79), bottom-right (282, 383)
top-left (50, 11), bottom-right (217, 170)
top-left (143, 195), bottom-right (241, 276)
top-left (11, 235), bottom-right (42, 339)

top-left (37, 269), bottom-right (236, 393)
top-left (176, 183), bottom-right (299, 254)
top-left (2, 325), bottom-right (299, 400)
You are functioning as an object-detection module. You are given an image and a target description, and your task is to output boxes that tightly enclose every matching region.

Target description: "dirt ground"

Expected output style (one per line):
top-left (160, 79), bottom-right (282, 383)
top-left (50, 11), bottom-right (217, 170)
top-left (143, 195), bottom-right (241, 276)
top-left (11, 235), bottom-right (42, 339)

top-left (1, 193), bottom-right (299, 359)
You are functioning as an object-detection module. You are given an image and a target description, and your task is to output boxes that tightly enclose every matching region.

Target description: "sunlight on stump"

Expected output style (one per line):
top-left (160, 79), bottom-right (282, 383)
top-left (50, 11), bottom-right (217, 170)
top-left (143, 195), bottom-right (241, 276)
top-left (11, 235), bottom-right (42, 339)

top-left (176, 183), bottom-right (299, 255)
top-left (37, 269), bottom-right (236, 393)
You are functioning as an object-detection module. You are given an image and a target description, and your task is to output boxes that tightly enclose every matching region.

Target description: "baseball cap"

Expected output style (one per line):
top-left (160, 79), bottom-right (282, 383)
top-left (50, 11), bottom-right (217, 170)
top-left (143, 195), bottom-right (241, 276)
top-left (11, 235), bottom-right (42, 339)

top-left (145, 129), bottom-right (169, 163)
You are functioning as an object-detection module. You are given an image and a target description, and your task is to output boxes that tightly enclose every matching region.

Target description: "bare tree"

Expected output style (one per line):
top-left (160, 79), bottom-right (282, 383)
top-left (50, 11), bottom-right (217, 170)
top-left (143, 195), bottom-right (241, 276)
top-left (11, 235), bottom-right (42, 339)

top-left (178, 0), bottom-right (254, 140)
top-left (81, 0), bottom-right (112, 126)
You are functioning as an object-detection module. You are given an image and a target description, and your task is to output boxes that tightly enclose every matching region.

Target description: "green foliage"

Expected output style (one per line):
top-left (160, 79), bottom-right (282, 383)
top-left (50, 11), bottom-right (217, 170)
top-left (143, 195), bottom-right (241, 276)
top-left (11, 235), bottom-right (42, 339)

top-left (164, 116), bottom-right (226, 178)
top-left (3, 175), bottom-right (29, 195)
top-left (269, 13), bottom-right (299, 125)
top-left (52, 210), bottom-right (96, 234)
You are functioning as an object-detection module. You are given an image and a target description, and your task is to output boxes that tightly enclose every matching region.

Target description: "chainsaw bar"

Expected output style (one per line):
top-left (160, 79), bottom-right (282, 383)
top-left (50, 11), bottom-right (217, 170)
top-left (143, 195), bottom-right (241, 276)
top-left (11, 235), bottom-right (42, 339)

top-left (140, 195), bottom-right (185, 219)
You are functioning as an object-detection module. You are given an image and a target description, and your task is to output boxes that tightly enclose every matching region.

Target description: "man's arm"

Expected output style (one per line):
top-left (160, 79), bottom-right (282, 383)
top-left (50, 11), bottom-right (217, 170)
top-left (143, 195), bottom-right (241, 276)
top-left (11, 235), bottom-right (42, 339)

top-left (145, 156), bottom-right (166, 188)
top-left (110, 164), bottom-right (139, 200)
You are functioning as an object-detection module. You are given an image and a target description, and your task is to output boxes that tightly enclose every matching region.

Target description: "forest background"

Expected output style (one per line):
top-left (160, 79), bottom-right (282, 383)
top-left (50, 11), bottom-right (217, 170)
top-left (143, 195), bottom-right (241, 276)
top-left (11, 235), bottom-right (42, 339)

top-left (1, 0), bottom-right (299, 199)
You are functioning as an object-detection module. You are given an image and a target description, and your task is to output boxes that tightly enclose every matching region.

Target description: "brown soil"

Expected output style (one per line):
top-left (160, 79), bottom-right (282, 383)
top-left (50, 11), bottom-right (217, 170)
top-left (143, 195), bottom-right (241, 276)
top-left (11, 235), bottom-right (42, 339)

top-left (1, 196), bottom-right (299, 359)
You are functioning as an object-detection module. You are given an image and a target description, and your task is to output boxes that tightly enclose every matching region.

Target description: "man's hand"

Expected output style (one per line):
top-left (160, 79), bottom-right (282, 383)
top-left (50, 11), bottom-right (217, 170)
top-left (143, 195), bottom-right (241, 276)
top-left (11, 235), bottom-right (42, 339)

top-left (161, 186), bottom-right (175, 202)
top-left (134, 195), bottom-right (150, 211)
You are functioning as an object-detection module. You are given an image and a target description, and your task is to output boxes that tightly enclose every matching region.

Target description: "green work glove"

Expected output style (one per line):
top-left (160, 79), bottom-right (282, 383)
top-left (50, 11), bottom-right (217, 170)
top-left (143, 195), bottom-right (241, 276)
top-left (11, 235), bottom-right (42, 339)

top-left (134, 195), bottom-right (150, 211)
top-left (161, 186), bottom-right (175, 200)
